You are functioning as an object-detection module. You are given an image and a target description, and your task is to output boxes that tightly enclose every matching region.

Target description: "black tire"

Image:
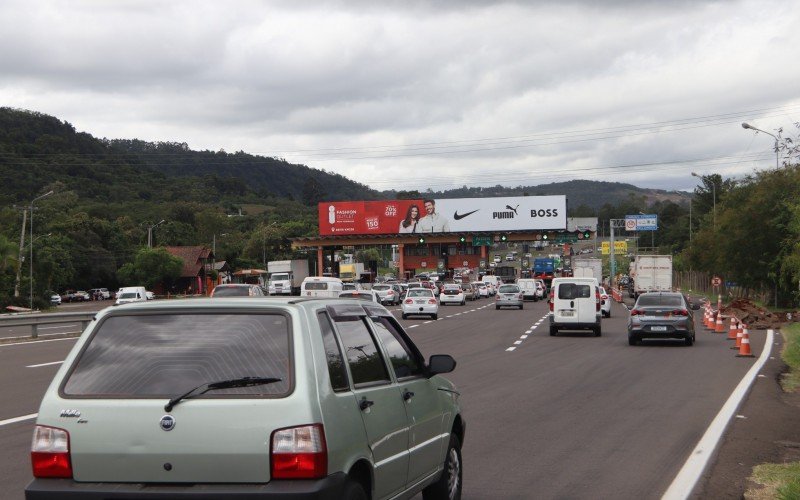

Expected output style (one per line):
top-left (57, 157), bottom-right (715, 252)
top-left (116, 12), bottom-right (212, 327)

top-left (519, 304), bottom-right (523, 310)
top-left (342, 479), bottom-right (368, 500)
top-left (402, 313), bottom-right (408, 320)
top-left (628, 336), bottom-right (637, 346)
top-left (685, 336), bottom-right (694, 346)
top-left (594, 326), bottom-right (602, 337)
top-left (432, 314), bottom-right (438, 320)
top-left (495, 305), bottom-right (500, 310)
top-left (422, 434), bottom-right (462, 500)
top-left (550, 325), bottom-right (557, 336)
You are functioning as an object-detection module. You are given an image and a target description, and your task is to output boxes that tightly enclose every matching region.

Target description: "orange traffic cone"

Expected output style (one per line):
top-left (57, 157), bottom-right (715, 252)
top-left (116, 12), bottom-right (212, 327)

top-left (705, 307), bottom-right (713, 329)
top-left (736, 326), bottom-right (755, 357)
top-left (717, 295), bottom-right (722, 313)
top-left (732, 324), bottom-right (744, 350)
top-left (715, 313), bottom-right (725, 333)
top-left (727, 317), bottom-right (738, 340)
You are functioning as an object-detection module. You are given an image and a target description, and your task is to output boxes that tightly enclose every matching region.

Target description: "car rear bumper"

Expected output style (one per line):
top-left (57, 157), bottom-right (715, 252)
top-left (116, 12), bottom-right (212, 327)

top-left (628, 327), bottom-right (693, 340)
top-left (26, 473), bottom-right (349, 499)
top-left (549, 316), bottom-right (600, 330)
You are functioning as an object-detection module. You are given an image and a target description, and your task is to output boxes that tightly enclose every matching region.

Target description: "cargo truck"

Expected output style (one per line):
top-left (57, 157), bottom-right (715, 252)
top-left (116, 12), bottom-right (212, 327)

top-left (630, 255), bottom-right (672, 299)
top-left (339, 262), bottom-right (365, 283)
top-left (573, 258), bottom-right (603, 283)
top-left (267, 259), bottom-right (310, 295)
top-left (533, 257), bottom-right (556, 290)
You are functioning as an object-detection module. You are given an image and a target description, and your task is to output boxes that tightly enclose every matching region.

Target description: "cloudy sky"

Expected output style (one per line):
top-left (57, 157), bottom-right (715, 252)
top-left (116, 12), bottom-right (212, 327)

top-left (2, 0), bottom-right (798, 193)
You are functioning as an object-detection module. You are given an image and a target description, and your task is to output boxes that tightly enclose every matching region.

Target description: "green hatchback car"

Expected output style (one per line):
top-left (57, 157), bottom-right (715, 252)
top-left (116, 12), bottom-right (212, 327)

top-left (26, 298), bottom-right (464, 500)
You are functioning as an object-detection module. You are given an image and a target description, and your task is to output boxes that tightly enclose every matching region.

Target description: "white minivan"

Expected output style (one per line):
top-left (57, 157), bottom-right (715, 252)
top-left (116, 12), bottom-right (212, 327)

top-left (549, 277), bottom-right (601, 336)
top-left (300, 276), bottom-right (344, 298)
top-left (114, 286), bottom-right (148, 305)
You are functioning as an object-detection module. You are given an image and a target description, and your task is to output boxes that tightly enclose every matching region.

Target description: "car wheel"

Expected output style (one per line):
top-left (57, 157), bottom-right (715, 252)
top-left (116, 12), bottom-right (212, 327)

top-left (685, 336), bottom-right (694, 346)
top-left (628, 336), bottom-right (637, 346)
top-left (432, 314), bottom-right (438, 320)
top-left (342, 479), bottom-right (368, 500)
top-left (495, 305), bottom-right (500, 310)
top-left (550, 325), bottom-right (557, 336)
top-left (422, 434), bottom-right (462, 500)
top-left (519, 304), bottom-right (523, 310)
top-left (461, 300), bottom-right (465, 306)
top-left (606, 310), bottom-right (611, 318)
top-left (402, 313), bottom-right (408, 320)
top-left (594, 326), bottom-right (602, 337)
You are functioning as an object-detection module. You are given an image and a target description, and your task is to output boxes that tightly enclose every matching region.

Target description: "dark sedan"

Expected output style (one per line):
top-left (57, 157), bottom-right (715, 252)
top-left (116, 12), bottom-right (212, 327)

top-left (627, 292), bottom-right (697, 346)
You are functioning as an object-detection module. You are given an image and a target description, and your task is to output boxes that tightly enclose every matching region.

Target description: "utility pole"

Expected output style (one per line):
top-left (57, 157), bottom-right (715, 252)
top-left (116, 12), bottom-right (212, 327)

top-left (14, 208), bottom-right (27, 298)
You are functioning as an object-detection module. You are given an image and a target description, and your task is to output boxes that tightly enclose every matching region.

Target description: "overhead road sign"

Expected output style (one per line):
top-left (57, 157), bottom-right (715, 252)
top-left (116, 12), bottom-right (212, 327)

top-left (625, 214), bottom-right (658, 231)
top-left (472, 236), bottom-right (492, 246)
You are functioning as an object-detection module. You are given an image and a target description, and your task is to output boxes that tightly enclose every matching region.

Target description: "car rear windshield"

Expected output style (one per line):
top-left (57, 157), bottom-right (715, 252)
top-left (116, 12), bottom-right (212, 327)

top-left (407, 289), bottom-right (432, 298)
top-left (372, 285), bottom-right (390, 291)
top-left (62, 313), bottom-right (291, 397)
top-left (557, 283), bottom-right (592, 299)
top-left (499, 285), bottom-right (519, 293)
top-left (637, 295), bottom-right (683, 307)
top-left (119, 292), bottom-right (139, 299)
top-left (304, 282), bottom-right (328, 290)
top-left (212, 286), bottom-right (251, 296)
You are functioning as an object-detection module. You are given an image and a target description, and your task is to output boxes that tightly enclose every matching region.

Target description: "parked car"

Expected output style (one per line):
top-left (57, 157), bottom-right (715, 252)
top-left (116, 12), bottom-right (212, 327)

top-left (402, 288), bottom-right (439, 320)
top-left (145, 291), bottom-right (155, 300)
top-left (73, 291), bottom-right (91, 302)
top-left (88, 288), bottom-right (111, 300)
top-left (495, 284), bottom-right (524, 310)
top-left (493, 255), bottom-right (501, 263)
top-left (440, 283), bottom-right (466, 306)
top-left (25, 297), bottom-right (464, 499)
top-left (371, 283), bottom-right (402, 305)
top-left (210, 284), bottom-right (265, 297)
top-left (598, 286), bottom-right (612, 318)
top-left (49, 294), bottom-right (61, 306)
top-left (627, 292), bottom-right (698, 346)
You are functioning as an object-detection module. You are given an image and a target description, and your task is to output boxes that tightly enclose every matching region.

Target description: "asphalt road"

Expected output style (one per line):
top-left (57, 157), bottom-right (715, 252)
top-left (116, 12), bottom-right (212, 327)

top-left (0, 295), bottom-right (763, 500)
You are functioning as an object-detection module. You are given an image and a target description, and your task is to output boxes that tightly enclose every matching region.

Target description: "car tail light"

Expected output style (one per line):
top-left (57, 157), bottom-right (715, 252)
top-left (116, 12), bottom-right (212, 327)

top-left (672, 309), bottom-right (689, 316)
top-left (387, 291), bottom-right (394, 297)
top-left (549, 290), bottom-right (554, 312)
top-left (271, 424), bottom-right (327, 479)
top-left (404, 299), bottom-right (413, 304)
top-left (31, 425), bottom-right (72, 478)
top-left (630, 309), bottom-right (643, 316)
top-left (428, 299), bottom-right (437, 304)
top-left (595, 289), bottom-right (601, 312)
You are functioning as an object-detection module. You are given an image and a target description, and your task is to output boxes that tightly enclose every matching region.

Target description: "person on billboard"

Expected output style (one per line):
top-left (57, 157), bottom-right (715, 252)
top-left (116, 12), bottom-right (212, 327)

top-left (398, 204), bottom-right (421, 233)
top-left (417, 199), bottom-right (450, 232)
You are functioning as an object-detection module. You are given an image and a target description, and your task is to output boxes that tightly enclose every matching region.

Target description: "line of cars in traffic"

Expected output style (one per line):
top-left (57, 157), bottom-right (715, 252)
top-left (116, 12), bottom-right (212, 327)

top-left (51, 286), bottom-right (154, 306)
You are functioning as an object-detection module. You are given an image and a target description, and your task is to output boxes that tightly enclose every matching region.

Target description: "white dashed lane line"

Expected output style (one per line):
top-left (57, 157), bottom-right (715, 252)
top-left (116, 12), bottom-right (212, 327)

top-left (506, 312), bottom-right (551, 352)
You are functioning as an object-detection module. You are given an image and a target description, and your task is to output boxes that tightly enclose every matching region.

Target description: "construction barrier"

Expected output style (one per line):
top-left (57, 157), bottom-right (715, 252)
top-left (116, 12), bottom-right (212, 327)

top-left (736, 326), bottom-right (755, 357)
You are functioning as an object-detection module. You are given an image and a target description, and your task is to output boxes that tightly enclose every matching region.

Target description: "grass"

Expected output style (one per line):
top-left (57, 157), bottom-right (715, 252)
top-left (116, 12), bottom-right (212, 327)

top-left (746, 323), bottom-right (800, 499)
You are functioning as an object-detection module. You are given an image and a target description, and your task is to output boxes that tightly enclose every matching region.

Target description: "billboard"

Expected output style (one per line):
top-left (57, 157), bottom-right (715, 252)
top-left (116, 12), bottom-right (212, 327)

top-left (318, 196), bottom-right (567, 236)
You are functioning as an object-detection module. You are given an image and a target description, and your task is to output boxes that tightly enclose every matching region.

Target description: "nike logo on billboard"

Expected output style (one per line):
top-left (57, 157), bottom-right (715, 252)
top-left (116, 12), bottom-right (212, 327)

top-left (453, 209), bottom-right (480, 220)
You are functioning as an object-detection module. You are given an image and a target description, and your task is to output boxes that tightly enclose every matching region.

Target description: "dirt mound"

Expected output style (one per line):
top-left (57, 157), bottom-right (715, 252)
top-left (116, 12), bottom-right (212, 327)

top-left (720, 298), bottom-right (797, 329)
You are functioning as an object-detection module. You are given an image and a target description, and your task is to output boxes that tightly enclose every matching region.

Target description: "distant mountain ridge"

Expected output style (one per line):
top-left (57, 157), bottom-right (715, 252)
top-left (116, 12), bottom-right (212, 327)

top-left (0, 107), bottom-right (688, 211)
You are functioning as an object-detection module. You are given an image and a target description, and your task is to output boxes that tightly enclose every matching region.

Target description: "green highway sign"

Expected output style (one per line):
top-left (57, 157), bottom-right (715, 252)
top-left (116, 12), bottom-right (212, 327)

top-left (472, 236), bottom-right (492, 246)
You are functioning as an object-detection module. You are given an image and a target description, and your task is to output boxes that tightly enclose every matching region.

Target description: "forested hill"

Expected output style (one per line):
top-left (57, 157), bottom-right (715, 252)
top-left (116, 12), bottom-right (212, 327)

top-left (0, 107), bottom-right (379, 207)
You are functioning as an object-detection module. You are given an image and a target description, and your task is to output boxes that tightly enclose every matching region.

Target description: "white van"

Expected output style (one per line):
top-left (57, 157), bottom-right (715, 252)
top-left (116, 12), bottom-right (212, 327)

top-left (516, 279), bottom-right (539, 301)
top-left (549, 277), bottom-right (601, 336)
top-left (114, 286), bottom-right (148, 305)
top-left (300, 276), bottom-right (344, 298)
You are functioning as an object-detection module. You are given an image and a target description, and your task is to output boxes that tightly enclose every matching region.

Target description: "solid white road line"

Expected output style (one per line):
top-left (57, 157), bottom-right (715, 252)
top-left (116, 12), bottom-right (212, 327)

top-left (661, 329), bottom-right (774, 500)
top-left (0, 413), bottom-right (37, 427)
top-left (0, 337), bottom-right (79, 348)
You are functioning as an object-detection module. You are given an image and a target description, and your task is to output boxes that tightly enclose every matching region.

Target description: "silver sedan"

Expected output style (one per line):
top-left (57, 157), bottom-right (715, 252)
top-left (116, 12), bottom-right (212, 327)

top-left (495, 284), bottom-right (524, 310)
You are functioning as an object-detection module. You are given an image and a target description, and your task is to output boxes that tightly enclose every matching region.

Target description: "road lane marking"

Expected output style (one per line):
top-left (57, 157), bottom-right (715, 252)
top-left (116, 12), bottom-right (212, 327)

top-left (0, 337), bottom-right (79, 348)
top-left (506, 347), bottom-right (516, 351)
top-left (26, 361), bottom-right (64, 368)
top-left (661, 329), bottom-right (774, 500)
top-left (0, 413), bottom-right (37, 427)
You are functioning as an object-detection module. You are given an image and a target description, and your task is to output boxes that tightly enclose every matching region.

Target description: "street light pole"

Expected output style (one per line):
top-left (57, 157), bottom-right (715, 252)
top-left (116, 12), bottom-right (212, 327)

top-left (30, 190), bottom-right (53, 310)
top-left (691, 172), bottom-right (715, 230)
top-left (147, 220), bottom-right (165, 248)
top-left (742, 122), bottom-right (780, 169)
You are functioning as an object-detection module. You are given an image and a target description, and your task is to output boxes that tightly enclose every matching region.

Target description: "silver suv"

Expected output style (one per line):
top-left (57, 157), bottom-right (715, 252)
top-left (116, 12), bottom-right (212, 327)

top-left (26, 298), bottom-right (464, 499)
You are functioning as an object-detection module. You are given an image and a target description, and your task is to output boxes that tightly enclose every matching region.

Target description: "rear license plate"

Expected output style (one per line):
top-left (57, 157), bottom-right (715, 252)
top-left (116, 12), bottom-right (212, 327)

top-left (651, 325), bottom-right (668, 332)
top-left (415, 300), bottom-right (425, 304)
top-left (560, 310), bottom-right (575, 317)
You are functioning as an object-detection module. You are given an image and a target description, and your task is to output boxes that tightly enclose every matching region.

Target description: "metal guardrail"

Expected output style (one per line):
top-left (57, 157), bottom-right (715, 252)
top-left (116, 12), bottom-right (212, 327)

top-left (0, 312), bottom-right (95, 339)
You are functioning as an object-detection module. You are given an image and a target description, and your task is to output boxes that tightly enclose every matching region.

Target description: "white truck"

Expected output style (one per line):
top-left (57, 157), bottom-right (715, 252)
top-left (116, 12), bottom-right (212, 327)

top-left (267, 259), bottom-right (310, 296)
top-left (630, 255), bottom-right (673, 299)
top-left (573, 258), bottom-right (603, 283)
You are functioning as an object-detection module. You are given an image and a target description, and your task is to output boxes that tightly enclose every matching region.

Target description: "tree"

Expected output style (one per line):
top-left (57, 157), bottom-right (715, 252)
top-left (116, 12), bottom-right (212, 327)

top-left (117, 247), bottom-right (183, 290)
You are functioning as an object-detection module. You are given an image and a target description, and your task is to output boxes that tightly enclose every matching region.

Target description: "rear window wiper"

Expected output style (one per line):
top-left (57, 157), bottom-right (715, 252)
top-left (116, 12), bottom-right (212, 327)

top-left (165, 376), bottom-right (282, 412)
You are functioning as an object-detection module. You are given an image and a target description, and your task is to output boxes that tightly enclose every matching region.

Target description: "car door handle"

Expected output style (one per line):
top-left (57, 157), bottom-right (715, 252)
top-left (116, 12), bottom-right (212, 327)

top-left (359, 399), bottom-right (374, 411)
top-left (403, 390), bottom-right (415, 401)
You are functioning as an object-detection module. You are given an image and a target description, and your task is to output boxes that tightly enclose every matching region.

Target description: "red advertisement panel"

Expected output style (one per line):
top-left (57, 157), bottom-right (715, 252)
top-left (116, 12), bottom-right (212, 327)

top-left (318, 200), bottom-right (424, 236)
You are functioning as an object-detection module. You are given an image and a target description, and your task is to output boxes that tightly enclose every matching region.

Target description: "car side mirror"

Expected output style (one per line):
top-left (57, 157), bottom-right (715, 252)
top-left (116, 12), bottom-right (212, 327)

top-left (428, 354), bottom-right (456, 377)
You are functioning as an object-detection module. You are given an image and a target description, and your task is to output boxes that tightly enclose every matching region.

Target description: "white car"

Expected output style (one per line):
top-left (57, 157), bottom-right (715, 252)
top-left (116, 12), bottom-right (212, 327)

top-left (599, 286), bottom-right (612, 318)
top-left (145, 291), bottom-right (155, 300)
top-left (402, 288), bottom-right (439, 320)
top-left (440, 284), bottom-right (465, 306)
top-left (472, 282), bottom-right (489, 298)
top-left (50, 294), bottom-right (61, 305)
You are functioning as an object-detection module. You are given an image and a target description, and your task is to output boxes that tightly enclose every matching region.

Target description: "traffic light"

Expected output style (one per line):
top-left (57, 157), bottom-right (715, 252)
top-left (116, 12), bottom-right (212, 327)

top-left (418, 236), bottom-right (426, 244)
top-left (583, 230), bottom-right (591, 239)
top-left (542, 233), bottom-right (549, 240)
top-left (500, 234), bottom-right (508, 242)
top-left (459, 235), bottom-right (466, 243)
